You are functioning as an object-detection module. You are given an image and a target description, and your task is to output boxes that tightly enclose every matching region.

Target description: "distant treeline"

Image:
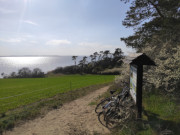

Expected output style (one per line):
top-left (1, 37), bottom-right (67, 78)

top-left (1, 68), bottom-right (45, 78)
top-left (1, 48), bottom-right (124, 78)
top-left (52, 48), bottom-right (124, 75)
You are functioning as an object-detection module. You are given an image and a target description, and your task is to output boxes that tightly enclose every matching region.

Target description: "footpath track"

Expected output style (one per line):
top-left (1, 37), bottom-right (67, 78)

top-left (3, 86), bottom-right (110, 135)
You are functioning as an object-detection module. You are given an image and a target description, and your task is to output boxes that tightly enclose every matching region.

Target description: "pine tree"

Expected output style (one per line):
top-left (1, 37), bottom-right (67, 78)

top-left (120, 0), bottom-right (180, 49)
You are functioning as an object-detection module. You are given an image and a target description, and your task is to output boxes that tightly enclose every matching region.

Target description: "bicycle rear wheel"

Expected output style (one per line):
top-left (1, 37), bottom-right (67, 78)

top-left (105, 106), bottom-right (132, 129)
top-left (106, 111), bottom-right (119, 129)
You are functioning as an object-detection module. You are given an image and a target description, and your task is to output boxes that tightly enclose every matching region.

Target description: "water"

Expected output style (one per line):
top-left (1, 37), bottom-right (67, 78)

top-left (0, 56), bottom-right (83, 78)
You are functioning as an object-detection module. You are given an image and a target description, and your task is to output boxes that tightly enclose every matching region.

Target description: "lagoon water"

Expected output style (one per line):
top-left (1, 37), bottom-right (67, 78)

top-left (0, 56), bottom-right (83, 78)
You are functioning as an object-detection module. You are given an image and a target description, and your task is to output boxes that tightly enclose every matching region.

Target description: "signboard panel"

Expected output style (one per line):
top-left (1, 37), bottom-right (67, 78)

top-left (130, 65), bottom-right (137, 103)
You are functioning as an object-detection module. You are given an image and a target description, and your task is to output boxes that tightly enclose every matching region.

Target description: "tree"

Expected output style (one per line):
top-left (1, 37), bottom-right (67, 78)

top-left (113, 48), bottom-right (123, 58)
top-left (120, 0), bottom-right (180, 92)
top-left (98, 51), bottom-right (104, 60)
top-left (120, 0), bottom-right (180, 49)
top-left (103, 50), bottom-right (110, 59)
top-left (112, 48), bottom-right (124, 67)
top-left (72, 56), bottom-right (78, 73)
top-left (32, 68), bottom-right (45, 78)
top-left (78, 60), bottom-right (84, 74)
top-left (78, 56), bottom-right (88, 74)
top-left (18, 67), bottom-right (32, 78)
top-left (10, 72), bottom-right (17, 78)
top-left (90, 55), bottom-right (94, 63)
top-left (82, 56), bottom-right (88, 65)
top-left (72, 56), bottom-right (78, 66)
top-left (93, 52), bottom-right (99, 62)
top-left (1, 73), bottom-right (4, 77)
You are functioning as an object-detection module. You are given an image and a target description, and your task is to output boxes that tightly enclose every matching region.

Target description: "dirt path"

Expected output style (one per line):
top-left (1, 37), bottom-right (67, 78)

top-left (4, 86), bottom-right (110, 135)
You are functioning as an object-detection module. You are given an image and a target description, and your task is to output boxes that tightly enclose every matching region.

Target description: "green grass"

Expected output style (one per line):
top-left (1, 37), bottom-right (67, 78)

top-left (141, 93), bottom-right (180, 135)
top-left (0, 82), bottom-right (112, 134)
top-left (111, 92), bottom-right (180, 135)
top-left (0, 75), bottom-right (114, 114)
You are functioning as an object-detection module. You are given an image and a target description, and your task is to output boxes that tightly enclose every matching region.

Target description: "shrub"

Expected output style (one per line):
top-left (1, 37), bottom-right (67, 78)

top-left (143, 43), bottom-right (180, 93)
top-left (4, 68), bottom-right (45, 78)
top-left (114, 64), bottom-right (130, 84)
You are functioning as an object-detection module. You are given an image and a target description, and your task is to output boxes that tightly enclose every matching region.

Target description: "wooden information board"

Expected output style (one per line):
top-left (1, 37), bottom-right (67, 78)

top-left (123, 53), bottom-right (155, 118)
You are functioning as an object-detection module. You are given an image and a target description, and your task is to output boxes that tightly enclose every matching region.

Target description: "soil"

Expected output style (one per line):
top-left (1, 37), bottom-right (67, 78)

top-left (3, 86), bottom-right (110, 135)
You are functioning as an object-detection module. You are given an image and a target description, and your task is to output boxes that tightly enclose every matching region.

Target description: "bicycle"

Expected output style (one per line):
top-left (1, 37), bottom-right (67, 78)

top-left (96, 82), bottom-right (135, 129)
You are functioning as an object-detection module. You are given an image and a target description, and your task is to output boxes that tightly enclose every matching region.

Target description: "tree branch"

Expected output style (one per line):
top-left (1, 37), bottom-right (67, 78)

top-left (148, 0), bottom-right (165, 18)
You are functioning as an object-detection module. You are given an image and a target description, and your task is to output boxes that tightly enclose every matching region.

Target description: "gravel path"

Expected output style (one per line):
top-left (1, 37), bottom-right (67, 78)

top-left (4, 86), bottom-right (110, 135)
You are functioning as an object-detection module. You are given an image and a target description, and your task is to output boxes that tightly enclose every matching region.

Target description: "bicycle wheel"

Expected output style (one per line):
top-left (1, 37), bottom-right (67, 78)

top-left (123, 107), bottom-right (136, 121)
top-left (106, 106), bottom-right (131, 129)
top-left (106, 111), bottom-right (119, 129)
top-left (95, 98), bottom-right (110, 114)
top-left (117, 107), bottom-right (133, 123)
top-left (98, 112), bottom-right (106, 127)
top-left (121, 96), bottom-right (134, 107)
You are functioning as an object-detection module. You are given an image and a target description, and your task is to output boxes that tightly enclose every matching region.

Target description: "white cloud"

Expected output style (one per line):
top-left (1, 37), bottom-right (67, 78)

top-left (23, 20), bottom-right (38, 26)
top-left (30, 41), bottom-right (38, 44)
top-left (78, 42), bottom-right (114, 51)
top-left (75, 42), bottom-right (116, 55)
top-left (46, 40), bottom-right (71, 45)
top-left (78, 42), bottom-right (101, 48)
top-left (8, 38), bottom-right (22, 43)
top-left (0, 8), bottom-right (16, 14)
top-left (0, 38), bottom-right (23, 43)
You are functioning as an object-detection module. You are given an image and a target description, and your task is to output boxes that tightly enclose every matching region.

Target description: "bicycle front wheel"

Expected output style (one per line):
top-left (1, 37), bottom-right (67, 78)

top-left (98, 112), bottom-right (106, 127)
top-left (95, 98), bottom-right (110, 114)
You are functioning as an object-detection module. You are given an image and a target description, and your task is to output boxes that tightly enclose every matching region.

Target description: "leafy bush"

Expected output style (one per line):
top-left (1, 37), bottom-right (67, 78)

top-left (52, 66), bottom-right (81, 74)
top-left (114, 64), bottom-right (130, 84)
top-left (143, 43), bottom-right (180, 93)
top-left (3, 68), bottom-right (45, 78)
top-left (114, 42), bottom-right (180, 93)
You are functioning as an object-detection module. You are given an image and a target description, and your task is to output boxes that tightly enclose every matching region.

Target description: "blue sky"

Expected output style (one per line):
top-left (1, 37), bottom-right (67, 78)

top-left (0, 0), bottom-right (135, 56)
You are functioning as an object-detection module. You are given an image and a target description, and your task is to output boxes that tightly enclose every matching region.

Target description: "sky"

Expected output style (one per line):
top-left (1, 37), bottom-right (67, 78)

top-left (0, 0), bottom-right (135, 56)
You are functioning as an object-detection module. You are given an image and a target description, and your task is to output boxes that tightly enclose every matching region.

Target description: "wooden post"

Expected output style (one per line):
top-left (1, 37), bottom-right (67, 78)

top-left (136, 65), bottom-right (143, 118)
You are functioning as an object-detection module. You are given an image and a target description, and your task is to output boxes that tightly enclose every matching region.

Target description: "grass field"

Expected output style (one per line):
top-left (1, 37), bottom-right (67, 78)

top-left (0, 75), bottom-right (114, 114)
